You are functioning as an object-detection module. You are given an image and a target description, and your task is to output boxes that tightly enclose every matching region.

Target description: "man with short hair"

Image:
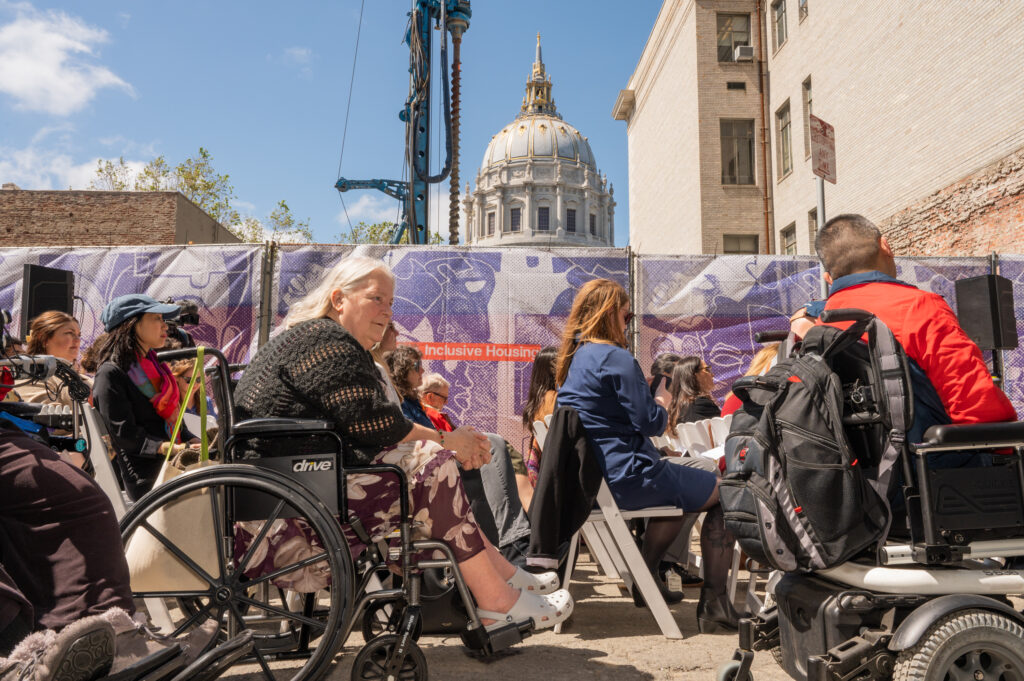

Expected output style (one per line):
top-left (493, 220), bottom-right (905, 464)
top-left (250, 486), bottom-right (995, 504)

top-left (816, 214), bottom-right (1016, 449)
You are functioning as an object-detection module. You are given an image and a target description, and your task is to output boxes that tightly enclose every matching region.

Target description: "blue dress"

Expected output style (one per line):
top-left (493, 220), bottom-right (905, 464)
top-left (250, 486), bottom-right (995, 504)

top-left (557, 342), bottom-right (717, 512)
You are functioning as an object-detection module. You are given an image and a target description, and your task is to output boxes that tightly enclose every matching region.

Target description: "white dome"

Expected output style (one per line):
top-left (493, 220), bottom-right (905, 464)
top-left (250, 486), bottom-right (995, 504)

top-left (481, 114), bottom-right (596, 171)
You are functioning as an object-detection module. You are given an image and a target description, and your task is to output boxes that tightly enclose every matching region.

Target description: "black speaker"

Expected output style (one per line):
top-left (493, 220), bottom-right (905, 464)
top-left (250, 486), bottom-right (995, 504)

top-left (21, 264), bottom-right (75, 337)
top-left (954, 274), bottom-right (1018, 350)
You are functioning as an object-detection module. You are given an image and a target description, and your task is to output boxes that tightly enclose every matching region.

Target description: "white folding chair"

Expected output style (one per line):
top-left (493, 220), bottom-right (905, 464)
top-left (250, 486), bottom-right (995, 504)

top-left (709, 414), bottom-right (733, 446)
top-left (677, 420), bottom-right (712, 455)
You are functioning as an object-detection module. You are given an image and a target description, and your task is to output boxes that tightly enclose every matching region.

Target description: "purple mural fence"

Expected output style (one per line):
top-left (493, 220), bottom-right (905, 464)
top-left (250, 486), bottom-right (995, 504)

top-left (0, 244), bottom-right (1019, 447)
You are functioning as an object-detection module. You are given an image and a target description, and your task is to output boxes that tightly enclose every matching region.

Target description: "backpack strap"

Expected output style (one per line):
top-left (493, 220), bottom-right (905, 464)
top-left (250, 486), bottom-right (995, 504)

top-left (864, 316), bottom-right (912, 555)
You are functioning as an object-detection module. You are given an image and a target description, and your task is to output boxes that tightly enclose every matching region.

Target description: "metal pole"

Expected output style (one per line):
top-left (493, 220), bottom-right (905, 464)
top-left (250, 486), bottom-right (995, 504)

top-left (990, 250), bottom-right (1005, 385)
top-left (817, 176), bottom-right (827, 298)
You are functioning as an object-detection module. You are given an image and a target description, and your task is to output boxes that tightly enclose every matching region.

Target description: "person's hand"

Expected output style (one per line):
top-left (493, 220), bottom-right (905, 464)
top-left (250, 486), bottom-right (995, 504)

top-left (187, 437), bottom-right (201, 448)
top-left (444, 426), bottom-right (491, 470)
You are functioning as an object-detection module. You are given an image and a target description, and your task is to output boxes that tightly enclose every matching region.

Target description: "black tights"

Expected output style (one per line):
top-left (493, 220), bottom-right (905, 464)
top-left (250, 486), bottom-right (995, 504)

top-left (641, 504), bottom-right (734, 596)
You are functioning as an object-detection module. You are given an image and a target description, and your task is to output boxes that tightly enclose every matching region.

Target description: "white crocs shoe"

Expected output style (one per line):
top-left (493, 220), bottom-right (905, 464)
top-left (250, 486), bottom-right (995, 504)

top-left (506, 566), bottom-right (560, 594)
top-left (477, 588), bottom-right (574, 632)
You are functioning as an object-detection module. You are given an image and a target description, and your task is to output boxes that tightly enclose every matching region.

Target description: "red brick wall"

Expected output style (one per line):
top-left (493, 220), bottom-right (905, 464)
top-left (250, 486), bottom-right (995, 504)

top-left (0, 190), bottom-right (232, 246)
top-left (881, 146), bottom-right (1024, 256)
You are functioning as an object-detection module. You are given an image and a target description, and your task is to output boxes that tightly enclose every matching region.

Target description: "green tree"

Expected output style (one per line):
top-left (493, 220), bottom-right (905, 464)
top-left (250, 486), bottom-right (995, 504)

top-left (89, 156), bottom-right (133, 191)
top-left (337, 220), bottom-right (443, 244)
top-left (88, 148), bottom-right (314, 243)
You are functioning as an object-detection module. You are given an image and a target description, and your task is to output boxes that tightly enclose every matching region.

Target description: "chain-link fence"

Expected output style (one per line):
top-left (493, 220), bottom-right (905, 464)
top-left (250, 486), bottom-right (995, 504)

top-left (1, 244), bottom-right (1018, 449)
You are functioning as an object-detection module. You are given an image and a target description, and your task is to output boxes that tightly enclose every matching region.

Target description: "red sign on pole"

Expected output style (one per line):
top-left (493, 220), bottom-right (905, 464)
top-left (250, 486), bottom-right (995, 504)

top-left (809, 114), bottom-right (837, 184)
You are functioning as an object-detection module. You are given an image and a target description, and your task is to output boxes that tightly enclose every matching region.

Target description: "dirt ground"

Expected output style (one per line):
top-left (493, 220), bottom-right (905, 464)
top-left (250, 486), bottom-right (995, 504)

top-left (227, 559), bottom-right (791, 681)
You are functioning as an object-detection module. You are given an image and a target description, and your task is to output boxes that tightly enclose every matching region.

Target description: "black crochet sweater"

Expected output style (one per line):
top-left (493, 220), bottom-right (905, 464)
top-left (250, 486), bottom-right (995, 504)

top-left (234, 318), bottom-right (413, 464)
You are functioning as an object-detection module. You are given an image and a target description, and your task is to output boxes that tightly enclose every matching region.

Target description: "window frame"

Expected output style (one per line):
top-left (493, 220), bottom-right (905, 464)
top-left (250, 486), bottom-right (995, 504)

top-left (723, 233), bottom-right (760, 254)
top-left (776, 100), bottom-right (793, 179)
top-left (780, 223), bottom-right (797, 255)
top-left (802, 77), bottom-right (813, 158)
top-left (566, 208), bottom-right (576, 233)
top-left (772, 0), bottom-right (788, 51)
top-left (509, 206), bottom-right (521, 232)
top-left (799, 0), bottom-right (808, 21)
top-left (720, 119), bottom-right (756, 185)
top-left (537, 206), bottom-right (550, 231)
top-left (486, 212), bottom-right (495, 236)
top-left (589, 213), bottom-right (597, 236)
top-left (716, 13), bottom-right (751, 63)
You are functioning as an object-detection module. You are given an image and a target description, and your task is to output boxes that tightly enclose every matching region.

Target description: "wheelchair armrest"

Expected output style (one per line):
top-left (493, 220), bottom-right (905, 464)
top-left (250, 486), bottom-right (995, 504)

top-left (232, 417), bottom-right (335, 436)
top-left (919, 421), bottom-right (1024, 449)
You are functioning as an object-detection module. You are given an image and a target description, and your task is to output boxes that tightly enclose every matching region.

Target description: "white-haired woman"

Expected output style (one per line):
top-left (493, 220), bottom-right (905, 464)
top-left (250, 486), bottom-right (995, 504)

top-left (233, 256), bottom-right (571, 631)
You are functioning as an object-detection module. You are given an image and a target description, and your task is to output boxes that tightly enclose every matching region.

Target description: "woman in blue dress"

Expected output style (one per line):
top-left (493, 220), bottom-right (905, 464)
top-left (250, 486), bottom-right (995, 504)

top-left (555, 279), bottom-right (740, 632)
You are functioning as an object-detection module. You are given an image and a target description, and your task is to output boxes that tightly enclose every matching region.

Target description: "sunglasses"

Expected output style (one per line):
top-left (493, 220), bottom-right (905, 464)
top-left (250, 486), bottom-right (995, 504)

top-left (624, 311), bottom-right (635, 325)
top-left (426, 390), bottom-right (449, 402)
top-left (413, 361), bottom-right (422, 371)
top-left (700, 365), bottom-right (713, 374)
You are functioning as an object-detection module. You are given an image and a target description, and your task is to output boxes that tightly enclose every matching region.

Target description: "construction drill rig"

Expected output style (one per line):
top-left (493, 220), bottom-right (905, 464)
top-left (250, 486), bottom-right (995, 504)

top-left (335, 0), bottom-right (470, 245)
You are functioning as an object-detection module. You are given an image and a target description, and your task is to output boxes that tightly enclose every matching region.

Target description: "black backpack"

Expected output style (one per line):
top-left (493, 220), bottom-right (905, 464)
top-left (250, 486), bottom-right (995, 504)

top-left (719, 311), bottom-right (911, 572)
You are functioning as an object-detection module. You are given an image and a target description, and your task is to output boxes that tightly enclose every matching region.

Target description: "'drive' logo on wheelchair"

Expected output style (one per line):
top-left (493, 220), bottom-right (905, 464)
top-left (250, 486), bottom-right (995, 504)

top-left (291, 458), bottom-right (334, 473)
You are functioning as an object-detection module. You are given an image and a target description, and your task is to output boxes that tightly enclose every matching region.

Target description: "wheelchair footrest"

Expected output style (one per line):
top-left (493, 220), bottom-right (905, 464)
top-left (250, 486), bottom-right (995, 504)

top-left (460, 620), bottom-right (532, 656)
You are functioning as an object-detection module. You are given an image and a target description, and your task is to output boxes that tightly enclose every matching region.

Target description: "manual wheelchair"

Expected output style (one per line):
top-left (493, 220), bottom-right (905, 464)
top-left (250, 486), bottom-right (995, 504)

top-left (118, 347), bottom-right (537, 681)
top-left (721, 310), bottom-right (1024, 681)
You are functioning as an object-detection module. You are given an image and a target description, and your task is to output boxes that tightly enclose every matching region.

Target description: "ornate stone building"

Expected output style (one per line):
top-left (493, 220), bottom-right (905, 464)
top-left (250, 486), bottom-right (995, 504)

top-left (463, 36), bottom-right (614, 247)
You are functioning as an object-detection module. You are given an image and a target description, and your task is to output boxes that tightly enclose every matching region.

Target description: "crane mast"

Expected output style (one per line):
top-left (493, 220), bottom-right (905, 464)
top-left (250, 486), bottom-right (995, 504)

top-left (335, 0), bottom-right (471, 245)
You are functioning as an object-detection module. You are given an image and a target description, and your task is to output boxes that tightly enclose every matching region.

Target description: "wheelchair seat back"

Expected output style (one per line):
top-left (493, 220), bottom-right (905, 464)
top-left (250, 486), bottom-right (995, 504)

top-left (235, 451), bottom-right (341, 521)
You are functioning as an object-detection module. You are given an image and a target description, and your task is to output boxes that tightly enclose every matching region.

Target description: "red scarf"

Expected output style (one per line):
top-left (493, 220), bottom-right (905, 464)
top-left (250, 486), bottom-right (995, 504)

top-left (127, 350), bottom-right (182, 440)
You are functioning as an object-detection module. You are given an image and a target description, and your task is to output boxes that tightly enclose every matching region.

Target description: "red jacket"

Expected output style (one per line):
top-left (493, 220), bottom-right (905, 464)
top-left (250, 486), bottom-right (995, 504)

top-left (824, 273), bottom-right (1016, 426)
top-left (423, 404), bottom-right (455, 432)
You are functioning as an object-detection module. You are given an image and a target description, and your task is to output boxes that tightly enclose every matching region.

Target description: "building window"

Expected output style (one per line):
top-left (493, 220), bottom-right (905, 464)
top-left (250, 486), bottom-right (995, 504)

top-left (721, 119), bottom-right (755, 185)
top-left (808, 208), bottom-right (818, 249)
top-left (772, 0), bottom-right (787, 50)
top-left (566, 208), bottom-right (576, 232)
top-left (724, 234), bottom-right (759, 254)
top-left (802, 77), bottom-right (813, 158)
top-left (780, 223), bottom-right (797, 255)
top-left (799, 0), bottom-right (808, 20)
top-left (486, 212), bottom-right (495, 236)
top-left (537, 206), bottom-right (550, 231)
top-left (776, 101), bottom-right (792, 178)
top-left (589, 213), bottom-right (597, 236)
top-left (716, 14), bottom-right (750, 62)
top-left (510, 207), bottom-right (521, 232)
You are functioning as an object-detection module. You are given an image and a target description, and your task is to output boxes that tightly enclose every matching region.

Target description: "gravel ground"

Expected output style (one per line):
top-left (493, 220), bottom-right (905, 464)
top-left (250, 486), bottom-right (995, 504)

top-left (225, 559), bottom-right (792, 681)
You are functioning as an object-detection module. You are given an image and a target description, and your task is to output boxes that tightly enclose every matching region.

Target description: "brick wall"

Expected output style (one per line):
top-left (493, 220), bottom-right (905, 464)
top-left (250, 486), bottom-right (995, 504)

top-left (881, 145), bottom-right (1024, 256)
top-left (0, 190), bottom-right (239, 246)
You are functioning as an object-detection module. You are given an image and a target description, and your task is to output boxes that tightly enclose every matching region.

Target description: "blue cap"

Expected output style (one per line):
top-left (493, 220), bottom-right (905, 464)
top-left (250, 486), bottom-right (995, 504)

top-left (803, 300), bottom-right (826, 319)
top-left (101, 294), bottom-right (180, 332)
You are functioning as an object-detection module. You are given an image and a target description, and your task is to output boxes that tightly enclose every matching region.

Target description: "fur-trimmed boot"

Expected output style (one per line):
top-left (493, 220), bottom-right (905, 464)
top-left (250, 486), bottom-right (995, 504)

top-left (0, 616), bottom-right (115, 681)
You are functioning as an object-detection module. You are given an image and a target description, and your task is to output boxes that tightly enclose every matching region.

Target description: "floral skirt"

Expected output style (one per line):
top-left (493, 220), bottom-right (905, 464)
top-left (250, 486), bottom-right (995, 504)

top-left (234, 440), bottom-right (487, 592)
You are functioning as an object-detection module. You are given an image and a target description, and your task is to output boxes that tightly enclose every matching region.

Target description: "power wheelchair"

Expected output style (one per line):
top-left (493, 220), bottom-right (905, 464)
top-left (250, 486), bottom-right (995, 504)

top-left (118, 347), bottom-right (538, 681)
top-left (720, 310), bottom-right (1024, 681)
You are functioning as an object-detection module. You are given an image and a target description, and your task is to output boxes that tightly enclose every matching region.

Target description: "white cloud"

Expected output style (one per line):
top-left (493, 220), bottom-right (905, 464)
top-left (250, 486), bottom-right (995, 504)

top-left (336, 193), bottom-right (402, 228)
top-left (0, 3), bottom-right (133, 115)
top-left (283, 46), bottom-right (311, 65)
top-left (0, 128), bottom-right (149, 190)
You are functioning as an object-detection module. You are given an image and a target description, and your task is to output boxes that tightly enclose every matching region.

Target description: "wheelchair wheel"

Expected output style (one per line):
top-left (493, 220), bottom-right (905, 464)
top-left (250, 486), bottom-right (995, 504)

top-left (350, 635), bottom-right (427, 681)
top-left (893, 609), bottom-right (1024, 681)
top-left (120, 464), bottom-right (353, 681)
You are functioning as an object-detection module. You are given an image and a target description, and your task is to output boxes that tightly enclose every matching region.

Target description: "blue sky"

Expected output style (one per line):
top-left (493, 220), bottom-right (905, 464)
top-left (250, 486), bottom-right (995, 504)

top-left (0, 1), bottom-right (661, 246)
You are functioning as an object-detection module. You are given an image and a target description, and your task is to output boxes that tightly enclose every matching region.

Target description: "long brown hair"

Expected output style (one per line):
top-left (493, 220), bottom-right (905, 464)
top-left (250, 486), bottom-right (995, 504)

top-left (26, 311), bottom-right (77, 355)
top-left (522, 346), bottom-right (557, 432)
top-left (385, 345), bottom-right (423, 401)
top-left (555, 279), bottom-right (629, 386)
top-left (97, 316), bottom-right (144, 372)
top-left (666, 356), bottom-right (705, 428)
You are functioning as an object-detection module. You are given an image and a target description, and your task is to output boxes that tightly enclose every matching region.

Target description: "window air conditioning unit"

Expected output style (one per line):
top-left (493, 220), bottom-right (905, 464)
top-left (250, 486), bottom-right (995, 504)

top-left (734, 45), bottom-right (755, 62)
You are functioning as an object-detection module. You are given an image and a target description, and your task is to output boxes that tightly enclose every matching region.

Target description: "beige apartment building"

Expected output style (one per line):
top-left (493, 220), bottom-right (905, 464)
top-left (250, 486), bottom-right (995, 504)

top-left (613, 0), bottom-right (770, 255)
top-left (619, 0), bottom-right (1024, 257)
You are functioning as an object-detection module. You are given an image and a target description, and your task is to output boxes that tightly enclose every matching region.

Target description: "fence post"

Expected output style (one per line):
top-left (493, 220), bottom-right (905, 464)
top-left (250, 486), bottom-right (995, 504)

top-left (628, 246), bottom-right (640, 356)
top-left (256, 241), bottom-right (278, 348)
top-left (990, 250), bottom-right (1006, 385)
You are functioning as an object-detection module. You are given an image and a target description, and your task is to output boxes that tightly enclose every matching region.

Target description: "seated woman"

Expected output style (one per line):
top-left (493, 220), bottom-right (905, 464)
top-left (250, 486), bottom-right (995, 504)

top-left (92, 295), bottom-right (200, 500)
top-left (13, 311), bottom-right (91, 409)
top-left (386, 345), bottom-right (434, 428)
top-left (554, 279), bottom-right (740, 631)
top-left (521, 346), bottom-right (557, 489)
top-left (232, 255), bottom-right (571, 631)
top-left (666, 355), bottom-right (721, 427)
